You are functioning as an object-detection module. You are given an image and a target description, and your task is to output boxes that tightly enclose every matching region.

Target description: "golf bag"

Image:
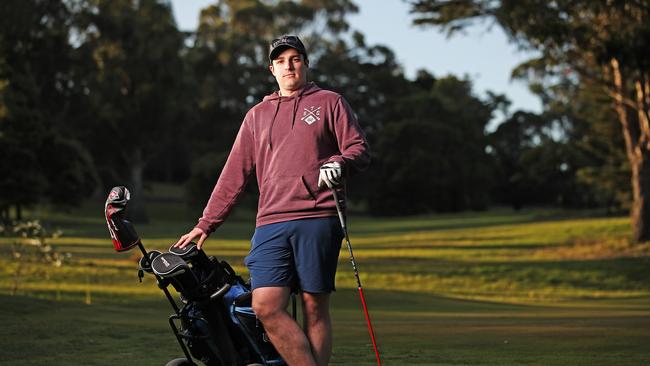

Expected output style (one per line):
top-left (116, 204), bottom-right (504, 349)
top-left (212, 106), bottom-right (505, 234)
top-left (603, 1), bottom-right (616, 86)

top-left (105, 186), bottom-right (287, 366)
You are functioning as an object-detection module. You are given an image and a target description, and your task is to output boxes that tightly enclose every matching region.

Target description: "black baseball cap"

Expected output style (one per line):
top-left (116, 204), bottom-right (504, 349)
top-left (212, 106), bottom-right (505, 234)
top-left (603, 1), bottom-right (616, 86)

top-left (268, 35), bottom-right (308, 63)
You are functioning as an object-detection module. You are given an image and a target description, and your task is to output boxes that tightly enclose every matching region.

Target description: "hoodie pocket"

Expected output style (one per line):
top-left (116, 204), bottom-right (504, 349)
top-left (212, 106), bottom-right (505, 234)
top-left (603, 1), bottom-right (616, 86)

top-left (301, 175), bottom-right (317, 201)
top-left (259, 175), bottom-right (317, 215)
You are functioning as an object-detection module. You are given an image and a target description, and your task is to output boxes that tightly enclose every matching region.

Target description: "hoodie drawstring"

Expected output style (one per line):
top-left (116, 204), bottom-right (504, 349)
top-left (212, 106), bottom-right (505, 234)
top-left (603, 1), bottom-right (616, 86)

top-left (268, 83), bottom-right (311, 150)
top-left (291, 96), bottom-right (300, 129)
top-left (268, 98), bottom-right (281, 150)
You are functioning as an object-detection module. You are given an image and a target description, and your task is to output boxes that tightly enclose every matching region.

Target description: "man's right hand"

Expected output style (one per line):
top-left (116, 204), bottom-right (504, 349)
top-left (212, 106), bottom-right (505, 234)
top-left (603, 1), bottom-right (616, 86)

top-left (318, 161), bottom-right (343, 188)
top-left (175, 227), bottom-right (209, 249)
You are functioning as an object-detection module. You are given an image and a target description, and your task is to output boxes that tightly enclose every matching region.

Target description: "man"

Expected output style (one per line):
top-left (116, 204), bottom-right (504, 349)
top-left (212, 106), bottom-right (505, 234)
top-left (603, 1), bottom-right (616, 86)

top-left (175, 35), bottom-right (369, 366)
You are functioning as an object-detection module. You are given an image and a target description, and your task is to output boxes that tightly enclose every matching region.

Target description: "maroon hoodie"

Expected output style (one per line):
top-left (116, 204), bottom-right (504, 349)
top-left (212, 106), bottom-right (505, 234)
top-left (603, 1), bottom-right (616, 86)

top-left (195, 82), bottom-right (370, 234)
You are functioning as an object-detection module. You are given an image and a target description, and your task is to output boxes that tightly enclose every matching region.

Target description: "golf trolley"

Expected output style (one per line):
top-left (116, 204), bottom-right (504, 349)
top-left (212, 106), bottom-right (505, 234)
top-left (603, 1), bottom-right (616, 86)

top-left (104, 186), bottom-right (291, 366)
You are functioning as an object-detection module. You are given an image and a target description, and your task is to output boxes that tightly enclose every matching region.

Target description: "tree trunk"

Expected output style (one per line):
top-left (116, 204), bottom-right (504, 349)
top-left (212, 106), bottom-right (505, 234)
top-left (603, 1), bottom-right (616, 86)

top-left (630, 156), bottom-right (650, 242)
top-left (611, 58), bottom-right (650, 242)
top-left (632, 75), bottom-right (650, 241)
top-left (127, 148), bottom-right (149, 223)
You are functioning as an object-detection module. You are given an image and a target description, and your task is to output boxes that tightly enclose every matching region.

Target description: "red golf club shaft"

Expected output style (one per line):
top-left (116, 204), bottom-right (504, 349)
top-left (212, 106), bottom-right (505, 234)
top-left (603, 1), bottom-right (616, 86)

top-left (332, 189), bottom-right (382, 366)
top-left (358, 286), bottom-right (382, 366)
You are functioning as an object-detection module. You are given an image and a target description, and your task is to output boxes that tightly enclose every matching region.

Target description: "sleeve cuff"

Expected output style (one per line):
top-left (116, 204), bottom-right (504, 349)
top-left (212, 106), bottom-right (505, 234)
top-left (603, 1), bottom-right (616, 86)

top-left (195, 221), bottom-right (212, 235)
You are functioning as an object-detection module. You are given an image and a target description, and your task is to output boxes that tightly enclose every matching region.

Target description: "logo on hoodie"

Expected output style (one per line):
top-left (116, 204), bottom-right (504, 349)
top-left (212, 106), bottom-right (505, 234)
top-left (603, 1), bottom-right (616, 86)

top-left (301, 106), bottom-right (321, 125)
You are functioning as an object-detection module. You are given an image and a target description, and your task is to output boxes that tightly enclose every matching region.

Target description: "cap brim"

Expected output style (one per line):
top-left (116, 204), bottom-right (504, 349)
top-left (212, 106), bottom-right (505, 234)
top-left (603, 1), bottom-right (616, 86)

top-left (269, 45), bottom-right (298, 62)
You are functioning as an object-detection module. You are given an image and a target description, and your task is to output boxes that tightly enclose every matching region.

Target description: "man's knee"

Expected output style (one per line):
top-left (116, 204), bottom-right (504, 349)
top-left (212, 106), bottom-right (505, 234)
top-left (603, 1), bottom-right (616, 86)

top-left (302, 293), bottom-right (330, 322)
top-left (253, 301), bottom-right (283, 322)
top-left (252, 287), bottom-right (290, 322)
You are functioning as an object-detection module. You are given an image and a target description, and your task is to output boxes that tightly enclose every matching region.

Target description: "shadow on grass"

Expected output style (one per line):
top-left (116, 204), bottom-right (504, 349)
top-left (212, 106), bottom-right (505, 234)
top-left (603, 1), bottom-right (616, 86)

top-left (359, 256), bottom-right (650, 293)
top-left (347, 208), bottom-right (617, 236)
top-left (362, 242), bottom-right (552, 250)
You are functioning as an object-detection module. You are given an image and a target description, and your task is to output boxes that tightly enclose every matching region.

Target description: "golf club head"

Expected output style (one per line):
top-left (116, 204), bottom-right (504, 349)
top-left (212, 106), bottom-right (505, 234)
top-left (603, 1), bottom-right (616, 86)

top-left (105, 186), bottom-right (141, 252)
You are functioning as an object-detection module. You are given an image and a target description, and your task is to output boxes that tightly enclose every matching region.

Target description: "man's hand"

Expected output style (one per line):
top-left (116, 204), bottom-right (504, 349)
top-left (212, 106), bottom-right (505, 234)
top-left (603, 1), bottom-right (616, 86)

top-left (174, 227), bottom-right (209, 249)
top-left (318, 162), bottom-right (343, 188)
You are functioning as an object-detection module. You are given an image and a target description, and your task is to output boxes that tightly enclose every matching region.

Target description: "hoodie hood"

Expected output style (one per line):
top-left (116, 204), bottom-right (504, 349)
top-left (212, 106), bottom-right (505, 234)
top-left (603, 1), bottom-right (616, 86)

top-left (263, 82), bottom-right (321, 102)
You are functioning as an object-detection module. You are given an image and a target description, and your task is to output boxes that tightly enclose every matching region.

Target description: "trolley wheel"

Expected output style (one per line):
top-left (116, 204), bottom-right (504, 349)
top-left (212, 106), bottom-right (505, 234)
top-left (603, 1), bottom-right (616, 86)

top-left (165, 358), bottom-right (193, 366)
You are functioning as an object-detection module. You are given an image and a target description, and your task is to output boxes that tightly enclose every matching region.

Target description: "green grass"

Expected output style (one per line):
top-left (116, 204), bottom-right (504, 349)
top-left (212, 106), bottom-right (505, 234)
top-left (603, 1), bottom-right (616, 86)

top-left (2, 290), bottom-right (649, 366)
top-left (1, 185), bottom-right (649, 365)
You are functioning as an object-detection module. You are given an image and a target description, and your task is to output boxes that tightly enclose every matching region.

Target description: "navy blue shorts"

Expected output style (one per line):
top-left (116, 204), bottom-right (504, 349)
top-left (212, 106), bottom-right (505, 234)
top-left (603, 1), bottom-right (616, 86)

top-left (244, 216), bottom-right (343, 293)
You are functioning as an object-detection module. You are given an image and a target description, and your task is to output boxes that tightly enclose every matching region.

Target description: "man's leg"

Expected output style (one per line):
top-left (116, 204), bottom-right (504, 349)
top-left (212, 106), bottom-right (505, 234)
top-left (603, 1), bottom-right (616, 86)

top-left (302, 292), bottom-right (332, 366)
top-left (252, 286), bottom-right (317, 366)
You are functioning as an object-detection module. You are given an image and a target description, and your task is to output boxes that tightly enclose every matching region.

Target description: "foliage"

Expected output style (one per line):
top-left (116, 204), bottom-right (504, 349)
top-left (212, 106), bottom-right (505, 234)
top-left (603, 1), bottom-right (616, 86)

top-left (0, 0), bottom-right (97, 217)
top-left (488, 110), bottom-right (600, 209)
top-left (2, 220), bottom-right (68, 295)
top-left (40, 135), bottom-right (99, 207)
top-left (408, 0), bottom-right (650, 240)
top-left (0, 139), bottom-right (46, 218)
top-left (69, 0), bottom-right (188, 222)
top-left (185, 152), bottom-right (228, 211)
top-left (369, 75), bottom-right (494, 214)
top-left (547, 77), bottom-right (630, 212)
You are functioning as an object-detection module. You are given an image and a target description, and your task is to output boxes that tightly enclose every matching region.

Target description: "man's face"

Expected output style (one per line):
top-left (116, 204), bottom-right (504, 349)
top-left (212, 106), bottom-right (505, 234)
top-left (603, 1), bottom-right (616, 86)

top-left (269, 48), bottom-right (308, 95)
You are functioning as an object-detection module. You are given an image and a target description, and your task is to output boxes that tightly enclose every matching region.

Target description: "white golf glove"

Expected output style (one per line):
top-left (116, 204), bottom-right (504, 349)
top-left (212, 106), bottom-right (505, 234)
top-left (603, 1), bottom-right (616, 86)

top-left (318, 162), bottom-right (343, 188)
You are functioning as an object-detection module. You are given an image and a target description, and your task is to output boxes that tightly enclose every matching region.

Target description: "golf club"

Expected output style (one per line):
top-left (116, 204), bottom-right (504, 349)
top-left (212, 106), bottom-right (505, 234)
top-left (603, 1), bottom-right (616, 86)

top-left (331, 188), bottom-right (382, 366)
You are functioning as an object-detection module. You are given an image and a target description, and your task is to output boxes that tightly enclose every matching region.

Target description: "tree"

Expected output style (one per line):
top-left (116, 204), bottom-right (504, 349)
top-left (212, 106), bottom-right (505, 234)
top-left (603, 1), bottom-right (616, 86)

top-left (369, 75), bottom-right (495, 214)
top-left (73, 0), bottom-right (186, 221)
top-left (185, 152), bottom-right (228, 211)
top-left (39, 135), bottom-right (98, 207)
top-left (489, 111), bottom-right (543, 209)
top-left (370, 120), bottom-right (465, 214)
top-left (409, 0), bottom-right (650, 241)
top-left (0, 0), bottom-right (97, 218)
top-left (539, 76), bottom-right (630, 212)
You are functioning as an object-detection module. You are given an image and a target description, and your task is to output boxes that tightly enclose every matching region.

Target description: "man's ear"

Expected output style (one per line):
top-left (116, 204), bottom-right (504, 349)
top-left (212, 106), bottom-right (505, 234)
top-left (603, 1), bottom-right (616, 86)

top-left (269, 64), bottom-right (274, 75)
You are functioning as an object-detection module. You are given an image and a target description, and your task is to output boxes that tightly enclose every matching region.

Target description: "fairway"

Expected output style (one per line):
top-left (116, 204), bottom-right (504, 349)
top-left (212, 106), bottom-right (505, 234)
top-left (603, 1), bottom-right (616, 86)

top-left (1, 195), bottom-right (650, 365)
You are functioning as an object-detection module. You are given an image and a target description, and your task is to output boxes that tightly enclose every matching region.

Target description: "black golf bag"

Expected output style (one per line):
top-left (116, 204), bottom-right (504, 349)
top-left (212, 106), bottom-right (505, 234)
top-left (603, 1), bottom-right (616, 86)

top-left (105, 186), bottom-right (287, 366)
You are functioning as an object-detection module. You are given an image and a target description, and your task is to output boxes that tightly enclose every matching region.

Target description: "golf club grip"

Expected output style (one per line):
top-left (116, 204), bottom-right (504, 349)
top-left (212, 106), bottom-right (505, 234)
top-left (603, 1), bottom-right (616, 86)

top-left (331, 189), bottom-right (346, 230)
top-left (358, 286), bottom-right (382, 366)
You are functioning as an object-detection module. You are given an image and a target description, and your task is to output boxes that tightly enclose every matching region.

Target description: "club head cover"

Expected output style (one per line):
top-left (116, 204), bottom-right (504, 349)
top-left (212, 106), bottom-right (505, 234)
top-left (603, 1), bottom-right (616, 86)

top-left (168, 242), bottom-right (198, 259)
top-left (151, 252), bottom-right (190, 278)
top-left (105, 186), bottom-right (141, 252)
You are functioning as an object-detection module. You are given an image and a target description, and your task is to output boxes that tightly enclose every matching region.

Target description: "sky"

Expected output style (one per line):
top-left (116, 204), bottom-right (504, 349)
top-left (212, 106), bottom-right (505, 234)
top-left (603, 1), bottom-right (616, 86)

top-left (169, 0), bottom-right (543, 117)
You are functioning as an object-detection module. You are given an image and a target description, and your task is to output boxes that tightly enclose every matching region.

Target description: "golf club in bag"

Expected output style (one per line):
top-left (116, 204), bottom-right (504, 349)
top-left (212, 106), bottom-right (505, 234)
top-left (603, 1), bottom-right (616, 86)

top-left (105, 186), bottom-right (293, 366)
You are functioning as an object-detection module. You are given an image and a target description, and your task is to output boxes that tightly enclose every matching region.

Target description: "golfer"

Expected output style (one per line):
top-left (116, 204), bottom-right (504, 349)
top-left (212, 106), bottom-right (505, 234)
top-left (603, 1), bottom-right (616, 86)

top-left (175, 35), bottom-right (370, 366)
